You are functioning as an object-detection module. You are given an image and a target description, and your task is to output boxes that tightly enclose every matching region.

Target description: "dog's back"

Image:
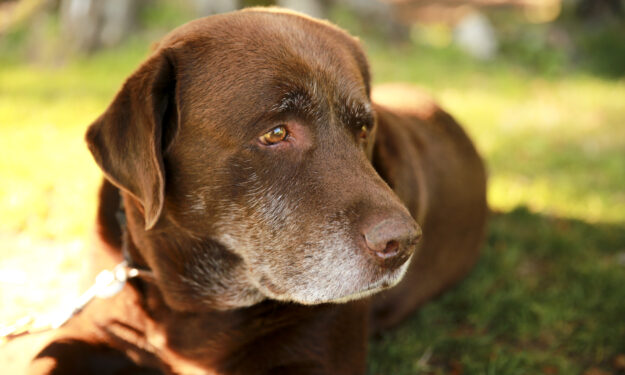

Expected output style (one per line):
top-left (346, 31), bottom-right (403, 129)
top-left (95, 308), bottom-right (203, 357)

top-left (370, 84), bottom-right (487, 330)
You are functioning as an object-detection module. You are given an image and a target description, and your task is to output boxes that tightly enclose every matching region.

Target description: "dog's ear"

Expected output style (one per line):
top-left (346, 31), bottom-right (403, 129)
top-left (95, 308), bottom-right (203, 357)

top-left (86, 48), bottom-right (178, 230)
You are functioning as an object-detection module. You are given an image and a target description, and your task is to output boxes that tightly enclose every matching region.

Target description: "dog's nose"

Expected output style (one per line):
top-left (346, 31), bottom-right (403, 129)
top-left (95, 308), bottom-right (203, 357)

top-left (363, 216), bottom-right (421, 267)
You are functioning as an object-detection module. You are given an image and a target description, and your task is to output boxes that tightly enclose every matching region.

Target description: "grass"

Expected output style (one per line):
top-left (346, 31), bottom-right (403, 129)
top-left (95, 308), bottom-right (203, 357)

top-left (369, 209), bottom-right (625, 375)
top-left (1, 5), bottom-right (625, 375)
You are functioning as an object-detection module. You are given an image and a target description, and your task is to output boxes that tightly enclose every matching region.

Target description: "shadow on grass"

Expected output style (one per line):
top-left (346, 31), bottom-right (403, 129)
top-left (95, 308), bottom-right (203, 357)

top-left (369, 207), bottom-right (625, 375)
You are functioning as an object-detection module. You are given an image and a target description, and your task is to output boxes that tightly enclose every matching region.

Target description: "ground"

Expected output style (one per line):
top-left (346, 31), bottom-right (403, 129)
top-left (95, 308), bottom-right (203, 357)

top-left (1, 5), bottom-right (624, 375)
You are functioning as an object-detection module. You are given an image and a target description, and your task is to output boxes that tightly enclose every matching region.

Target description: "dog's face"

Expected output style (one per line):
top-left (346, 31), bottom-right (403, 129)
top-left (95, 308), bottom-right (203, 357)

top-left (87, 9), bottom-right (421, 311)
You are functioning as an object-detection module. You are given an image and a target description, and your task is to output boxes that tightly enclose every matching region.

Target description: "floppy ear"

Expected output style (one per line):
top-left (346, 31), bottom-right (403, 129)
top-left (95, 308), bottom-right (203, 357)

top-left (86, 48), bottom-right (178, 230)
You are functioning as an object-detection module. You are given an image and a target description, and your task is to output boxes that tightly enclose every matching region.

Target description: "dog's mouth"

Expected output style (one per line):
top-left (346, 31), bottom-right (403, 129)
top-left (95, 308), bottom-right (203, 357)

top-left (211, 193), bottom-right (420, 307)
top-left (311, 256), bottom-right (413, 304)
top-left (252, 250), bottom-right (414, 306)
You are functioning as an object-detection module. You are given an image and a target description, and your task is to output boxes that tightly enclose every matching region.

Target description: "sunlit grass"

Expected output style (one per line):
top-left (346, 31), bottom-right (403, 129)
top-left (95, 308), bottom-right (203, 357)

top-left (0, 39), bottom-right (150, 240)
top-left (368, 46), bottom-right (625, 223)
top-left (445, 79), bottom-right (625, 223)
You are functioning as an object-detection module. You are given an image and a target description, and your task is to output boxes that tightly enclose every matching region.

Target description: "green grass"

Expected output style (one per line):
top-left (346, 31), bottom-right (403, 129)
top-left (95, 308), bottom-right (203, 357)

top-left (369, 208), bottom-right (625, 375)
top-left (1, 6), bottom-right (625, 375)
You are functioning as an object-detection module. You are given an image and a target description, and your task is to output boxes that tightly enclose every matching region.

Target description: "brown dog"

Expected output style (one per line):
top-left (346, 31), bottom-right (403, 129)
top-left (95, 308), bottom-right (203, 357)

top-left (27, 8), bottom-right (487, 375)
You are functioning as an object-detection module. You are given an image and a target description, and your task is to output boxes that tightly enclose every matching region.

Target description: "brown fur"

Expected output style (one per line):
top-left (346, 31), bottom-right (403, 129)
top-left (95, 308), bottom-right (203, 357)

top-left (27, 8), bottom-right (487, 375)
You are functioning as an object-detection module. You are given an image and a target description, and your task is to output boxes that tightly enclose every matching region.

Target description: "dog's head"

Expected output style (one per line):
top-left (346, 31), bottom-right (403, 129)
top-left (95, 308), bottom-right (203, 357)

top-left (86, 9), bottom-right (421, 311)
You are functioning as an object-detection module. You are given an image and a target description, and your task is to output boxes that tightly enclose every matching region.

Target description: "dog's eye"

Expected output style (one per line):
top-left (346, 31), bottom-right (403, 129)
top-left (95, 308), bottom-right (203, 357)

top-left (359, 125), bottom-right (368, 140)
top-left (260, 125), bottom-right (288, 145)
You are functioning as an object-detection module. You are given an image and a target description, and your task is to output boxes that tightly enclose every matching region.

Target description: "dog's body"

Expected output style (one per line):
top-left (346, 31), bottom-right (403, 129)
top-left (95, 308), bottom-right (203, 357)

top-left (28, 9), bottom-right (486, 375)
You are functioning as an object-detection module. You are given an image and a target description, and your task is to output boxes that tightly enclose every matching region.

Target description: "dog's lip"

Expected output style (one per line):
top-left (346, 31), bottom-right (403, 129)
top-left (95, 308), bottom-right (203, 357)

top-left (252, 256), bottom-right (411, 304)
top-left (320, 257), bottom-right (413, 304)
top-left (320, 281), bottom-right (393, 304)
top-left (257, 257), bottom-right (411, 305)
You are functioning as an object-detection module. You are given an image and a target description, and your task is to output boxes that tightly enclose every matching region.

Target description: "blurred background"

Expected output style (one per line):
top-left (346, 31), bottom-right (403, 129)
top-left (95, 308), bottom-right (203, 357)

top-left (1, 0), bottom-right (624, 374)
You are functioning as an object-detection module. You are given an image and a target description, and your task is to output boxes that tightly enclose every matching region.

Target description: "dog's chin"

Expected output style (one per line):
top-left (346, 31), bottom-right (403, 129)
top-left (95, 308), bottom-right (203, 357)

top-left (267, 256), bottom-right (413, 306)
top-left (323, 259), bottom-right (412, 304)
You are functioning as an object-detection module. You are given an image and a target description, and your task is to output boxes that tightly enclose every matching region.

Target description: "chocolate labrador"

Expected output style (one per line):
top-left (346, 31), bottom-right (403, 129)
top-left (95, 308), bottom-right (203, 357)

top-left (28, 7), bottom-right (487, 375)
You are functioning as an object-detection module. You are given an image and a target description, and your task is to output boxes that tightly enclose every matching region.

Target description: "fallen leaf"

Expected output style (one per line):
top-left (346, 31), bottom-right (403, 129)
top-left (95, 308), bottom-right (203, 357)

top-left (449, 359), bottom-right (464, 375)
top-left (542, 365), bottom-right (558, 375)
top-left (583, 368), bottom-right (611, 375)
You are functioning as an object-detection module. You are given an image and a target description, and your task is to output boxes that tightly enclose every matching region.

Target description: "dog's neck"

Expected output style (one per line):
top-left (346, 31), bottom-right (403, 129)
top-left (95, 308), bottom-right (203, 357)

top-left (118, 193), bottom-right (267, 313)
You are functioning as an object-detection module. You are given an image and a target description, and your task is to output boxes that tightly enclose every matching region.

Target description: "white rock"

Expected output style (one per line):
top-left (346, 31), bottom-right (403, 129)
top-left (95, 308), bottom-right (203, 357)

top-left (454, 11), bottom-right (498, 60)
